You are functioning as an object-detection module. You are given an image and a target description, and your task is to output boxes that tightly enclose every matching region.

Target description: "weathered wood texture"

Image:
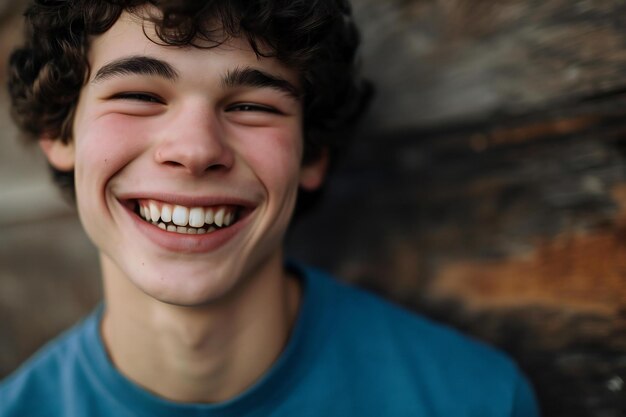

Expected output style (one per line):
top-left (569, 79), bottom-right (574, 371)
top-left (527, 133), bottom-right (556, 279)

top-left (1, 1), bottom-right (626, 416)
top-left (355, 0), bottom-right (626, 128)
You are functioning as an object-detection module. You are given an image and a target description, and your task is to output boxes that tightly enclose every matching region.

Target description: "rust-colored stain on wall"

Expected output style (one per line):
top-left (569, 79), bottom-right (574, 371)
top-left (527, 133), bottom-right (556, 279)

top-left (430, 185), bottom-right (626, 315)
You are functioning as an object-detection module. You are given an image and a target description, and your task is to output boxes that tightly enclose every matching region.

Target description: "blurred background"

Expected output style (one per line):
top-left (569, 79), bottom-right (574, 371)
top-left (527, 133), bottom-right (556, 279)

top-left (2, 0), bottom-right (626, 415)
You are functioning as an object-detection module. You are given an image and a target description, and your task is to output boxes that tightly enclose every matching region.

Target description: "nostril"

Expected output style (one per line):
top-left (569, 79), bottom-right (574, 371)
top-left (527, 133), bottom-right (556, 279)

top-left (206, 164), bottom-right (225, 172)
top-left (163, 161), bottom-right (184, 168)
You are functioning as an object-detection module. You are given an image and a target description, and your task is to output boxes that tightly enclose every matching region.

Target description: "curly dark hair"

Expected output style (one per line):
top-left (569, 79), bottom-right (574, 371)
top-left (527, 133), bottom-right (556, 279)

top-left (8, 0), bottom-right (371, 203)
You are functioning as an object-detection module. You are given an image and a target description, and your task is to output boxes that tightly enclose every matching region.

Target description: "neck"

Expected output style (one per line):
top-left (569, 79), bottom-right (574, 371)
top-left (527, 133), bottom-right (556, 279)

top-left (99, 254), bottom-right (301, 403)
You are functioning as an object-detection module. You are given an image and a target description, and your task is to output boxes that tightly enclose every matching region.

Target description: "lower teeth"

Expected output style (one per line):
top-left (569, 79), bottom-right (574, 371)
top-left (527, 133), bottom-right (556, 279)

top-left (152, 221), bottom-right (217, 235)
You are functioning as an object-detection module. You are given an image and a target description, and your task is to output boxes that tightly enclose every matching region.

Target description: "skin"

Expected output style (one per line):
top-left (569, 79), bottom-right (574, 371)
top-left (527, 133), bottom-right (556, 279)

top-left (40, 10), bottom-right (327, 403)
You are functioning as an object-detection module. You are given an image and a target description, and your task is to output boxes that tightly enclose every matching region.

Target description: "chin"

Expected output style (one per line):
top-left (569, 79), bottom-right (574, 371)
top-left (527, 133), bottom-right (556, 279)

top-left (103, 253), bottom-right (239, 307)
top-left (139, 269), bottom-right (240, 307)
top-left (138, 277), bottom-right (236, 307)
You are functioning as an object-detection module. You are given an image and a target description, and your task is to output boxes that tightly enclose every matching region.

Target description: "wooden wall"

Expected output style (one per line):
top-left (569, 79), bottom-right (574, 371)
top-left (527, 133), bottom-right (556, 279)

top-left (1, 1), bottom-right (625, 416)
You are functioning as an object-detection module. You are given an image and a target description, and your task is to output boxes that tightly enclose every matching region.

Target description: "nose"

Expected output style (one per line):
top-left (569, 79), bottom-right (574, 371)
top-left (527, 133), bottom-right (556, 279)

top-left (153, 104), bottom-right (234, 176)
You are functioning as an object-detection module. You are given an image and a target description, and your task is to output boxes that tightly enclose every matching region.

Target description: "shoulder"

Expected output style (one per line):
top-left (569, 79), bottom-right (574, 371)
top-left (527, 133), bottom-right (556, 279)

top-left (302, 265), bottom-right (540, 416)
top-left (0, 313), bottom-right (96, 417)
top-left (313, 266), bottom-right (514, 370)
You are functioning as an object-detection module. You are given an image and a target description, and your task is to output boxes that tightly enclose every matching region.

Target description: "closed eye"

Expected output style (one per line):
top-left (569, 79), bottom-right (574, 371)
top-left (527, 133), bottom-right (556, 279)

top-left (110, 92), bottom-right (164, 104)
top-left (226, 103), bottom-right (281, 114)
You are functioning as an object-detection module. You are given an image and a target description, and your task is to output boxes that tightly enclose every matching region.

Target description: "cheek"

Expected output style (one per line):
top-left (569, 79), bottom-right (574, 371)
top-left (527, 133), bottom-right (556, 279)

top-left (236, 127), bottom-right (303, 189)
top-left (74, 115), bottom-right (152, 184)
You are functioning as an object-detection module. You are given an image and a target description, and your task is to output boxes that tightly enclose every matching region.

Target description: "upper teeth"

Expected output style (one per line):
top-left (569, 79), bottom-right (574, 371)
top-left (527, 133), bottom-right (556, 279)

top-left (138, 200), bottom-right (236, 228)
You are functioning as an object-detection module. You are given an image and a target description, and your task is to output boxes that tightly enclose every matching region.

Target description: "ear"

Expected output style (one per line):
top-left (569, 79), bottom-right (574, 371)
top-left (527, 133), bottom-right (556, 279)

top-left (299, 149), bottom-right (329, 191)
top-left (39, 137), bottom-right (75, 171)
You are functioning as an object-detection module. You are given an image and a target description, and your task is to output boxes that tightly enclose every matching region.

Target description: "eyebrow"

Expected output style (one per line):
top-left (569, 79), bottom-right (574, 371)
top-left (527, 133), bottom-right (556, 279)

top-left (222, 67), bottom-right (301, 100)
top-left (92, 56), bottom-right (179, 83)
top-left (91, 56), bottom-right (300, 100)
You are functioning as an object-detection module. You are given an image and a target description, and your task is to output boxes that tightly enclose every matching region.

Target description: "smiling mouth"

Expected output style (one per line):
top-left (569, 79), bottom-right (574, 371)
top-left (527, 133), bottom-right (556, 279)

top-left (134, 199), bottom-right (241, 235)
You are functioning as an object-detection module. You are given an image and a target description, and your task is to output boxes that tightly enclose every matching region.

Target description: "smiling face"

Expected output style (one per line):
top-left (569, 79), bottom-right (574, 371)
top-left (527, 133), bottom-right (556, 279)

top-left (43, 11), bottom-right (326, 306)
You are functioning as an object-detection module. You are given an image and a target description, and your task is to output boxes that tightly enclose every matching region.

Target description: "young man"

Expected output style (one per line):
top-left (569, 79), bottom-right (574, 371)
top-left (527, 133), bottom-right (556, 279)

top-left (1, 1), bottom-right (540, 415)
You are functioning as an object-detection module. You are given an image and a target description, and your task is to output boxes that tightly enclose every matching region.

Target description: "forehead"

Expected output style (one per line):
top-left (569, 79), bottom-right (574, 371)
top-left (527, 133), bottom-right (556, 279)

top-left (88, 10), bottom-right (299, 87)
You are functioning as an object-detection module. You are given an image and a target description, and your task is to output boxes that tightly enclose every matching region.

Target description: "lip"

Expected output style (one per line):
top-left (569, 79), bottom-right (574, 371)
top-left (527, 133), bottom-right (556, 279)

top-left (118, 195), bottom-right (255, 253)
top-left (116, 192), bottom-right (256, 208)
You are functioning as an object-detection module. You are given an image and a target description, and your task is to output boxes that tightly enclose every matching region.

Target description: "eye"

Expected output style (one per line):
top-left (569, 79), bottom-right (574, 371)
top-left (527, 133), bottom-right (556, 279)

top-left (226, 103), bottom-right (280, 114)
top-left (110, 92), bottom-right (164, 104)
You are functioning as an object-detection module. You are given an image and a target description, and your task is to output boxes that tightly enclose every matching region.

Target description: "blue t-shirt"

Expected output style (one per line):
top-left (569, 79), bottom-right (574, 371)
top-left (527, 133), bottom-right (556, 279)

top-left (0, 265), bottom-right (540, 416)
